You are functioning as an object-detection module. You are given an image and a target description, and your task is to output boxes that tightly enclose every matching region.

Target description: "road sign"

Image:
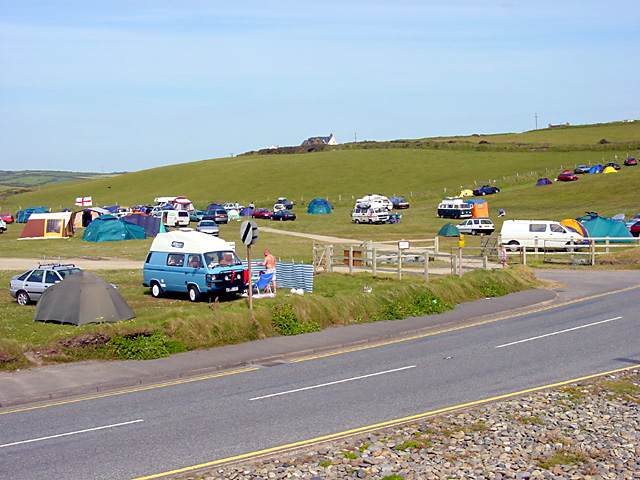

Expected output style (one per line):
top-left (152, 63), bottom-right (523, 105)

top-left (240, 220), bottom-right (259, 246)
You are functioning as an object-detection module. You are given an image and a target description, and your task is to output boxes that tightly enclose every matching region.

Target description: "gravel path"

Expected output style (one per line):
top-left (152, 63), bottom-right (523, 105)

top-left (0, 256), bottom-right (142, 270)
top-left (180, 369), bottom-right (639, 480)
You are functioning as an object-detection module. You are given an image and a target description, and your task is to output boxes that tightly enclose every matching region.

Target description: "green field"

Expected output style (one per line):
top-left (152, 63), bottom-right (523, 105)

top-left (0, 122), bottom-right (638, 369)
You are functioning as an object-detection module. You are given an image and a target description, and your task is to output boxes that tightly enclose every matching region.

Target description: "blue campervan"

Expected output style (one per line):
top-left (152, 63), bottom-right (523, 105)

top-left (143, 230), bottom-right (248, 302)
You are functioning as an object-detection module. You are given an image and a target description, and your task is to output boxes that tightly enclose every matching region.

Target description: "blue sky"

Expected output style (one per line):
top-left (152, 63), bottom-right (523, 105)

top-left (1, 1), bottom-right (638, 173)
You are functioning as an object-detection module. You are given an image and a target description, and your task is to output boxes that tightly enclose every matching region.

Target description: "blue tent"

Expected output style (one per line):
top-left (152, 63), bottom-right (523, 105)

top-left (307, 198), bottom-right (333, 214)
top-left (240, 207), bottom-right (253, 217)
top-left (121, 214), bottom-right (166, 237)
top-left (82, 215), bottom-right (146, 242)
top-left (16, 207), bottom-right (50, 223)
top-left (589, 164), bottom-right (603, 174)
top-left (580, 217), bottom-right (634, 243)
top-left (536, 178), bottom-right (552, 186)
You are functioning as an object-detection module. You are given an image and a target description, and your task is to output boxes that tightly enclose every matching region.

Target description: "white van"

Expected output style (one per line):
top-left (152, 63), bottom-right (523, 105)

top-left (162, 210), bottom-right (190, 227)
top-left (500, 220), bottom-right (587, 250)
top-left (356, 194), bottom-right (392, 211)
top-left (351, 203), bottom-right (389, 224)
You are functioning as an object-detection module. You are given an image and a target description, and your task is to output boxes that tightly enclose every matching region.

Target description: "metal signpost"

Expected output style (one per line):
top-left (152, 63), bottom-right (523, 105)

top-left (240, 220), bottom-right (259, 309)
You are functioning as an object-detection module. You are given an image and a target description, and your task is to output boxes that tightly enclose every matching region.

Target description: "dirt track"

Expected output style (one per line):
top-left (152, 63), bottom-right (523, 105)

top-left (0, 257), bottom-right (142, 271)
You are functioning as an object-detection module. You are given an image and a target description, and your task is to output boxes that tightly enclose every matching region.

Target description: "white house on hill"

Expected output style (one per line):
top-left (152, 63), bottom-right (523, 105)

top-left (301, 133), bottom-right (338, 146)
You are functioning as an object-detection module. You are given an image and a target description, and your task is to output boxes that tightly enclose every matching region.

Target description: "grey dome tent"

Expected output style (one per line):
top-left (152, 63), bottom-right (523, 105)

top-left (307, 198), bottom-right (333, 214)
top-left (536, 178), bottom-right (552, 186)
top-left (438, 223), bottom-right (460, 237)
top-left (121, 213), bottom-right (166, 237)
top-left (33, 272), bottom-right (136, 325)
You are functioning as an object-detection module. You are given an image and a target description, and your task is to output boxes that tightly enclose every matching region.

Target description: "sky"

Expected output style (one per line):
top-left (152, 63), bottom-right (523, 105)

top-left (1, 1), bottom-right (638, 173)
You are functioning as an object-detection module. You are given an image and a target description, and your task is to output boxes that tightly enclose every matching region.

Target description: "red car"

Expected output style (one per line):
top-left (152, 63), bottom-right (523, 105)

top-left (624, 157), bottom-right (637, 166)
top-left (0, 213), bottom-right (14, 223)
top-left (631, 221), bottom-right (640, 237)
top-left (557, 170), bottom-right (578, 181)
top-left (252, 208), bottom-right (273, 219)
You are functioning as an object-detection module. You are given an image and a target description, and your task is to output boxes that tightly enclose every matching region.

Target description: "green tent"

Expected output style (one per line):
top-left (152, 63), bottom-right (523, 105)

top-left (438, 222), bottom-right (460, 237)
top-left (581, 217), bottom-right (634, 243)
top-left (82, 214), bottom-right (146, 242)
top-left (307, 198), bottom-right (333, 214)
top-left (34, 272), bottom-right (135, 325)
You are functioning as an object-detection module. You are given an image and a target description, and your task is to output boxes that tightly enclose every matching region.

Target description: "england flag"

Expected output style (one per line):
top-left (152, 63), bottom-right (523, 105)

top-left (75, 196), bottom-right (93, 206)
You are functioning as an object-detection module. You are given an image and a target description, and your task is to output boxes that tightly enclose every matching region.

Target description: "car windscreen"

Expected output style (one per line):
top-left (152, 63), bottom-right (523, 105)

top-left (199, 221), bottom-right (216, 226)
top-left (204, 251), bottom-right (242, 268)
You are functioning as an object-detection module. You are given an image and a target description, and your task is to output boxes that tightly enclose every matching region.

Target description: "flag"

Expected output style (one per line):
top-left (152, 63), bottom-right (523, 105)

top-left (75, 196), bottom-right (92, 206)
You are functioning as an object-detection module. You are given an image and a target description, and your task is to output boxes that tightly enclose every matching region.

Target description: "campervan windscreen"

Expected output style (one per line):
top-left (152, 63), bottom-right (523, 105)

top-left (204, 251), bottom-right (242, 268)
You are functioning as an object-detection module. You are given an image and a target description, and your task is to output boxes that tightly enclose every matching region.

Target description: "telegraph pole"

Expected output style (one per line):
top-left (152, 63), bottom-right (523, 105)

top-left (535, 113), bottom-right (538, 130)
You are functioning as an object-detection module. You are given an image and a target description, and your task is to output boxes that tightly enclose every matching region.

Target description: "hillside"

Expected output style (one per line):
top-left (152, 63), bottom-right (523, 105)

top-left (1, 122), bottom-right (639, 250)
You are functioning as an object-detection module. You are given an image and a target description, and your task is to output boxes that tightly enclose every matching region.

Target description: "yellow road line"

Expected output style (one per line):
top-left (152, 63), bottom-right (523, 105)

top-left (131, 364), bottom-right (640, 480)
top-left (291, 284), bottom-right (640, 362)
top-left (0, 367), bottom-right (259, 415)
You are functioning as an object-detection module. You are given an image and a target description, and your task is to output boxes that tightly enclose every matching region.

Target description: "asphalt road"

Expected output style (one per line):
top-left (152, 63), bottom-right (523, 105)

top-left (1, 272), bottom-right (638, 480)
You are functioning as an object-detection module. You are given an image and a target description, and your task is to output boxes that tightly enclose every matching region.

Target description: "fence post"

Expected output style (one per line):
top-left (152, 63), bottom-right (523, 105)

top-left (372, 247), bottom-right (377, 276)
top-left (424, 251), bottom-right (429, 282)
top-left (590, 240), bottom-right (595, 265)
top-left (328, 245), bottom-right (333, 272)
top-left (434, 236), bottom-right (439, 254)
top-left (349, 246), bottom-right (353, 274)
top-left (397, 248), bottom-right (402, 280)
top-left (605, 237), bottom-right (610, 253)
top-left (458, 248), bottom-right (463, 278)
top-left (483, 255), bottom-right (488, 269)
top-left (522, 247), bottom-right (527, 265)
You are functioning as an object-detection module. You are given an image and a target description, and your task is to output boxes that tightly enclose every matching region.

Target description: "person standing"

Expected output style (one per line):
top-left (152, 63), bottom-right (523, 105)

top-left (258, 249), bottom-right (277, 293)
top-left (499, 244), bottom-right (508, 268)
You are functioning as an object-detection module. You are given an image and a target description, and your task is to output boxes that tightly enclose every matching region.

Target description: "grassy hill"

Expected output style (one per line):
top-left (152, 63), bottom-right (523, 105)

top-left (1, 121), bottom-right (639, 261)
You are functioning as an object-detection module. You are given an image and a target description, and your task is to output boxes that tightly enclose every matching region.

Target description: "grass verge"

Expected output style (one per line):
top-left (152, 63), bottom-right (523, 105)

top-left (0, 265), bottom-right (542, 370)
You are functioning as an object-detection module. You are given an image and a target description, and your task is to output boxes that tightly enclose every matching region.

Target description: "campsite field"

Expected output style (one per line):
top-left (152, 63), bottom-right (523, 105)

top-left (0, 122), bottom-right (638, 368)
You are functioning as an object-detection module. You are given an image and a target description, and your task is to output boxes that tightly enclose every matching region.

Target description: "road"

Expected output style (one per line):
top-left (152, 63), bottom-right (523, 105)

top-left (1, 281), bottom-right (638, 480)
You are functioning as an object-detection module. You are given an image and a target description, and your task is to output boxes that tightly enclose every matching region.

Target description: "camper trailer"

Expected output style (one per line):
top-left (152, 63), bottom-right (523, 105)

top-left (143, 230), bottom-right (247, 302)
top-left (356, 194), bottom-right (393, 211)
top-left (437, 198), bottom-right (472, 219)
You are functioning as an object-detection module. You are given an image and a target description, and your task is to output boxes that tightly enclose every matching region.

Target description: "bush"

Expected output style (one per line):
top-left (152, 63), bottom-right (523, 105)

top-left (271, 303), bottom-right (320, 336)
top-left (108, 331), bottom-right (187, 360)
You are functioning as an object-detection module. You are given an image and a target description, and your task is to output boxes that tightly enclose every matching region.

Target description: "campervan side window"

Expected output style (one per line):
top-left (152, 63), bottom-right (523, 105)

top-left (188, 254), bottom-right (203, 268)
top-left (167, 254), bottom-right (184, 267)
top-left (529, 224), bottom-right (547, 233)
top-left (550, 224), bottom-right (565, 233)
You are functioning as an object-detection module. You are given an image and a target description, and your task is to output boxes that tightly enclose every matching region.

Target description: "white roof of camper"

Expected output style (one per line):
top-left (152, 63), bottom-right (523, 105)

top-left (149, 230), bottom-right (232, 254)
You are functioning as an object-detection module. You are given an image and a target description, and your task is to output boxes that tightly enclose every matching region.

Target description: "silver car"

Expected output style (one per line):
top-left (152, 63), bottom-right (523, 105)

top-left (457, 218), bottom-right (495, 235)
top-left (9, 263), bottom-right (83, 305)
top-left (196, 219), bottom-right (219, 236)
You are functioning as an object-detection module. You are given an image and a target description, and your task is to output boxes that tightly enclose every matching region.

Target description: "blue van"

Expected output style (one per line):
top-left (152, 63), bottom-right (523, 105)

top-left (143, 230), bottom-right (247, 302)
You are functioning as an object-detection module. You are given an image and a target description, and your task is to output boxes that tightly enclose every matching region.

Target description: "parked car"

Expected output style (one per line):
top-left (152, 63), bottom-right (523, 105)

top-left (271, 209), bottom-right (296, 221)
top-left (472, 185), bottom-right (500, 196)
top-left (557, 170), bottom-right (578, 181)
top-left (195, 219), bottom-right (219, 236)
top-left (0, 213), bottom-right (15, 223)
top-left (630, 221), bottom-right (640, 237)
top-left (456, 218), bottom-right (495, 235)
top-left (574, 165), bottom-right (590, 174)
top-left (189, 210), bottom-right (206, 222)
top-left (9, 263), bottom-right (84, 305)
top-left (391, 197), bottom-right (410, 209)
top-left (604, 162), bottom-right (621, 170)
top-left (252, 208), bottom-right (273, 219)
top-left (624, 157), bottom-right (637, 166)
top-left (0, 219), bottom-right (6, 233)
top-left (273, 197), bottom-right (295, 211)
top-left (206, 207), bottom-right (229, 224)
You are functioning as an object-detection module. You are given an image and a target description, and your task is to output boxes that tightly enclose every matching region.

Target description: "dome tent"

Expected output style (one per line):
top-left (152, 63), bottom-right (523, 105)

top-left (34, 271), bottom-right (135, 325)
top-left (82, 215), bottom-right (146, 242)
top-left (536, 178), bottom-right (552, 186)
top-left (307, 198), bottom-right (333, 214)
top-left (438, 223), bottom-right (460, 237)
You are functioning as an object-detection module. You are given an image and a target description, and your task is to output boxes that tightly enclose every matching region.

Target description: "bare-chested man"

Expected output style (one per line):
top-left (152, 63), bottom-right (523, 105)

top-left (258, 249), bottom-right (277, 293)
